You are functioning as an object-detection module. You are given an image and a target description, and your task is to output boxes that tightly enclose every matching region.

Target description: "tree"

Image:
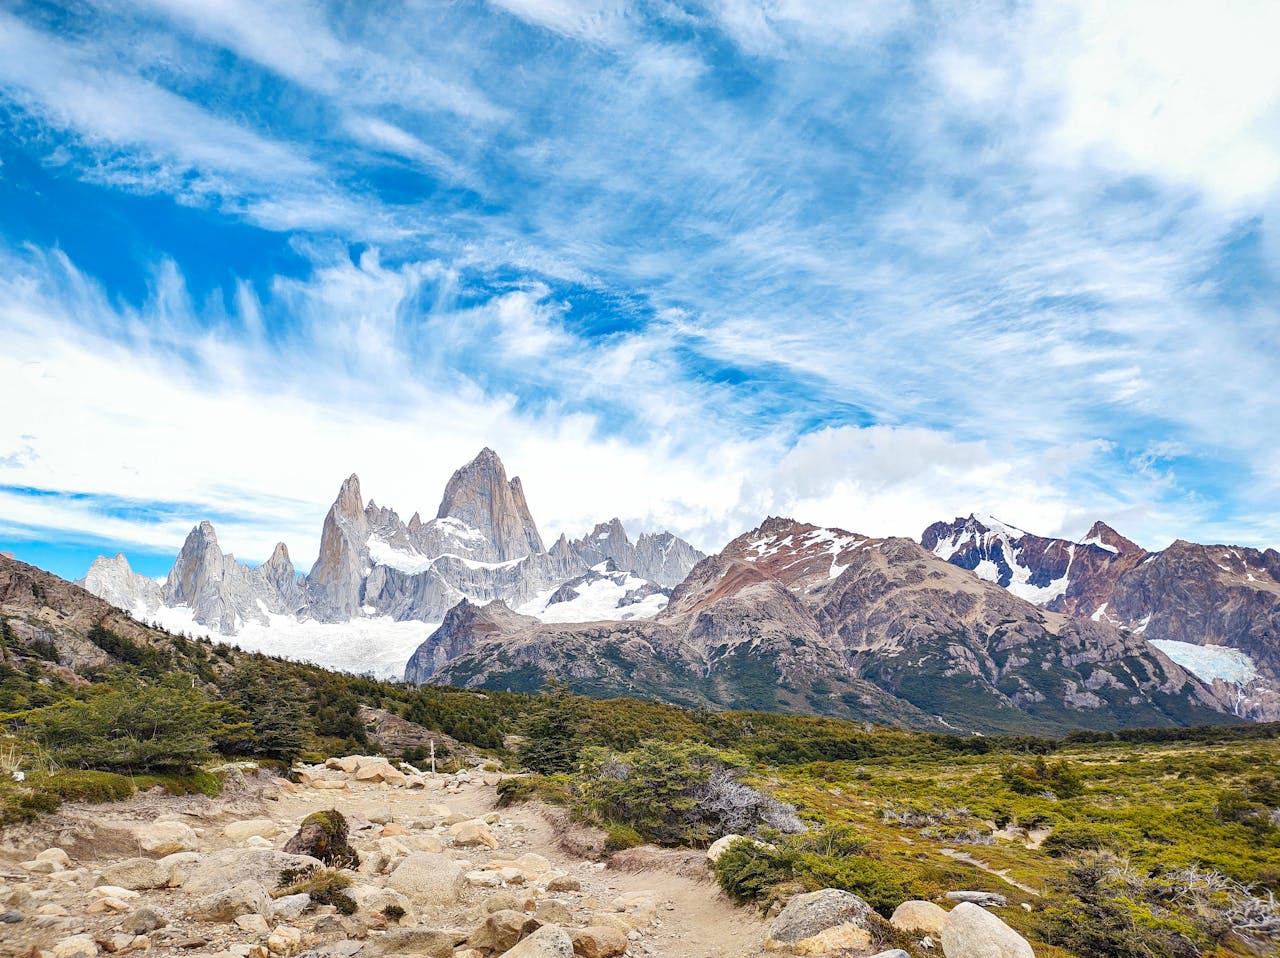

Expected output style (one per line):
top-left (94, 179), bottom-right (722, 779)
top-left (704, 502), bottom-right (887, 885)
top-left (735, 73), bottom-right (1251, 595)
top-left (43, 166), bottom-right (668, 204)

top-left (222, 659), bottom-right (312, 763)
top-left (519, 684), bottom-right (581, 774)
top-left (26, 675), bottom-right (216, 773)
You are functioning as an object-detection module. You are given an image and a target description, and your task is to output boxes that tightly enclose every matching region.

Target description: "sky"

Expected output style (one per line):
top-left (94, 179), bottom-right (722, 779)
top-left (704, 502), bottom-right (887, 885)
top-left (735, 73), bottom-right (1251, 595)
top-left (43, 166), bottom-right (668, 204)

top-left (2, 0), bottom-right (1279, 581)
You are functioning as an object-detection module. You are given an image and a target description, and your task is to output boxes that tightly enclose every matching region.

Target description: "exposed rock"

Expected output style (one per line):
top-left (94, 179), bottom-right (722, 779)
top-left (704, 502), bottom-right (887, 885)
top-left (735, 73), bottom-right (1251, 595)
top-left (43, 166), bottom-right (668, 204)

top-left (181, 849), bottom-right (323, 896)
top-left (283, 810), bottom-right (360, 866)
top-left (570, 926), bottom-right (628, 958)
top-left (945, 891), bottom-right (1008, 907)
top-left (467, 909), bottom-right (543, 951)
top-left (498, 924), bottom-right (576, 958)
top-left (365, 927), bottom-right (468, 957)
top-left (546, 876), bottom-right (581, 893)
top-left (765, 889), bottom-right (877, 956)
top-left (186, 880), bottom-right (273, 921)
top-left (98, 858), bottom-right (173, 891)
top-left (51, 934), bottom-right (99, 958)
top-left (224, 820), bottom-right (280, 841)
top-left (890, 900), bottom-right (948, 934)
top-left (449, 820), bottom-right (499, 849)
top-left (132, 821), bottom-right (199, 856)
top-left (940, 902), bottom-right (1034, 958)
top-left (386, 852), bottom-right (465, 903)
top-left (121, 906), bottom-right (168, 934)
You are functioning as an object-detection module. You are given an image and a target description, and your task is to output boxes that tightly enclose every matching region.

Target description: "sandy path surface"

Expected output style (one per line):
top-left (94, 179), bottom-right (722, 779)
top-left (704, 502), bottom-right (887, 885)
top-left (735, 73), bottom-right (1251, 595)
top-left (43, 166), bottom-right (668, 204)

top-left (0, 768), bottom-right (769, 958)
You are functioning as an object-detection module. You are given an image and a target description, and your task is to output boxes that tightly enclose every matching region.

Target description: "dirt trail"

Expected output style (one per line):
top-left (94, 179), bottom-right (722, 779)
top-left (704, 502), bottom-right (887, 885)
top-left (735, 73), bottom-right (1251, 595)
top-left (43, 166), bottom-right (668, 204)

top-left (0, 768), bottom-right (769, 958)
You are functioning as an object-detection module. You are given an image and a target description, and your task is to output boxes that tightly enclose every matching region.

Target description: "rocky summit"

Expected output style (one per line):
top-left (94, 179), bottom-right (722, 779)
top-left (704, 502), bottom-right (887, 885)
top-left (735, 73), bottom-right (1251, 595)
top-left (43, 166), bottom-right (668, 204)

top-left (923, 514), bottom-right (1280, 720)
top-left (79, 449), bottom-right (706, 672)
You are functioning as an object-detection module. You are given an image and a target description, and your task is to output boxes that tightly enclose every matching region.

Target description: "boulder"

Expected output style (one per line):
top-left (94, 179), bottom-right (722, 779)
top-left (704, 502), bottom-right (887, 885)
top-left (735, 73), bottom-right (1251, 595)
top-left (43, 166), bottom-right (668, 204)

top-left (940, 902), bottom-right (1034, 958)
top-left (535, 900), bottom-right (573, 924)
top-left (765, 889), bottom-right (877, 956)
top-left (706, 834), bottom-right (744, 862)
top-left (546, 876), bottom-right (581, 893)
top-left (571, 926), bottom-right (628, 958)
top-left (98, 858), bottom-right (172, 891)
top-left (468, 909), bottom-right (543, 951)
top-left (121, 906), bottom-right (168, 934)
top-left (891, 900), bottom-right (948, 935)
top-left (869, 952), bottom-right (910, 958)
top-left (37, 848), bottom-right (72, 868)
top-left (450, 820), bottom-right (499, 849)
top-left (186, 880), bottom-right (273, 922)
top-left (387, 852), bottom-right (465, 904)
top-left (499, 925), bottom-right (576, 958)
top-left (326, 757), bottom-right (362, 773)
top-left (51, 934), bottom-right (98, 958)
top-left (283, 809), bottom-right (360, 867)
top-left (181, 848), bottom-right (323, 895)
top-left (267, 924), bottom-right (303, 957)
top-left (365, 927), bottom-right (468, 957)
top-left (132, 821), bottom-right (199, 855)
top-left (224, 820), bottom-right (280, 841)
top-left (272, 894), bottom-right (311, 921)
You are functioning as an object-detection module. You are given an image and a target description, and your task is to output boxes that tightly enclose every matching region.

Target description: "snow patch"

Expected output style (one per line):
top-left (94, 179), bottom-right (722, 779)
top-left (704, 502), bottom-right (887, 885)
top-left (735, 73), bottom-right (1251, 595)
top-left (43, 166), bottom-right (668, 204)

top-left (1149, 640), bottom-right (1258, 686)
top-left (1081, 535), bottom-right (1118, 554)
top-left (144, 604), bottom-right (436, 679)
top-left (518, 569), bottom-right (667, 623)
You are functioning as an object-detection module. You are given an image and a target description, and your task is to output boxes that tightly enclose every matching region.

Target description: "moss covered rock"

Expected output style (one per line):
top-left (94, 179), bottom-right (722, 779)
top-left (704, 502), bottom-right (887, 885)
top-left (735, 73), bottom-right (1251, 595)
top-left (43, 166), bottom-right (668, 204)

top-left (282, 810), bottom-right (360, 868)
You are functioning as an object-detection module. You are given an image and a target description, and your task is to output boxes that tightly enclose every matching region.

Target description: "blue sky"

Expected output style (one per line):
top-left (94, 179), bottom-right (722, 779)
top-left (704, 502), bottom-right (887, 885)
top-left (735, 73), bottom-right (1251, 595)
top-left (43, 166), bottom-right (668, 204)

top-left (2, 0), bottom-right (1279, 581)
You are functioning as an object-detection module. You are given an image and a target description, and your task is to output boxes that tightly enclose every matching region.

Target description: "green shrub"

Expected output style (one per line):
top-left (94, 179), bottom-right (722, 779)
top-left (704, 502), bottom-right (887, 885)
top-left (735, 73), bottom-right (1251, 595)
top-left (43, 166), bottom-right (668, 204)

top-left (714, 838), bottom-right (792, 903)
top-left (603, 822), bottom-right (645, 852)
top-left (1001, 756), bottom-right (1084, 798)
top-left (132, 770), bottom-right (223, 797)
top-left (1042, 822), bottom-right (1132, 857)
top-left (222, 660), bottom-right (312, 763)
top-left (496, 774), bottom-right (573, 807)
top-left (277, 865), bottom-right (355, 915)
top-left (24, 678), bottom-right (217, 773)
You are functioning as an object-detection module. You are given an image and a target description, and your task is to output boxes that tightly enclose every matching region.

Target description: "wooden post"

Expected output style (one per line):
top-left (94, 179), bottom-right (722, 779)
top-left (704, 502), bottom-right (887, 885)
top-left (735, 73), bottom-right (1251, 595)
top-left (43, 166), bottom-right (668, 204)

top-left (429, 738), bottom-right (436, 776)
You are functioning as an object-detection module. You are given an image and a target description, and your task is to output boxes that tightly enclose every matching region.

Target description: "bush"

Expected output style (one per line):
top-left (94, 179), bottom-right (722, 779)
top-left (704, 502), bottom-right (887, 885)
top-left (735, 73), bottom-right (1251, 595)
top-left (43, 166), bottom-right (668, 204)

top-left (1001, 756), bottom-right (1084, 798)
top-left (33, 769), bottom-right (134, 803)
top-left (1042, 822), bottom-right (1132, 857)
top-left (277, 865), bottom-right (356, 915)
top-left (714, 838), bottom-right (792, 903)
top-left (24, 678), bottom-right (216, 773)
top-left (578, 740), bottom-right (804, 846)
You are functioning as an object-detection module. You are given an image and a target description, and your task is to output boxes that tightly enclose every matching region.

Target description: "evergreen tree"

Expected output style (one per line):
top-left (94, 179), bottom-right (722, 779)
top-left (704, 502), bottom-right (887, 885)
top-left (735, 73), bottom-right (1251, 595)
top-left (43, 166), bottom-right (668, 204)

top-left (222, 659), bottom-right (311, 763)
top-left (519, 682), bottom-right (581, 774)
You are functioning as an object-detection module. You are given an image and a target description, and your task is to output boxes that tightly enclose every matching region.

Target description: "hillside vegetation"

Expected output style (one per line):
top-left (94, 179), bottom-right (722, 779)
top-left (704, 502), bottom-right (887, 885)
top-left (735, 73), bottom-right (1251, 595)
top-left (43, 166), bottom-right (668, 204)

top-left (2, 553), bottom-right (1279, 956)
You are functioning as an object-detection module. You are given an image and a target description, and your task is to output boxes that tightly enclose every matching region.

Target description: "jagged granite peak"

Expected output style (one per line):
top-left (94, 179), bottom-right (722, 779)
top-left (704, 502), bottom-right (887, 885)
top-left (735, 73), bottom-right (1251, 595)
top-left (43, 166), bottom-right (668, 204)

top-left (403, 598), bottom-right (539, 683)
top-left (160, 521), bottom-right (304, 633)
top-left (436, 447), bottom-right (544, 561)
top-left (80, 553), bottom-right (162, 619)
top-left (569, 517), bottom-right (706, 588)
top-left (306, 474), bottom-right (372, 622)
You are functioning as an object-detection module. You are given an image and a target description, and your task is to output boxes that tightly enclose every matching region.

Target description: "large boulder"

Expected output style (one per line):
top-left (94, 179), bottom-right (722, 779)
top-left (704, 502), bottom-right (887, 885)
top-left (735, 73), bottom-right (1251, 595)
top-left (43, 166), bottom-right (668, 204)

top-left (571, 926), bottom-right (628, 958)
top-left (891, 900), bottom-right (948, 935)
top-left (499, 925), bottom-right (576, 958)
top-left (940, 902), bottom-right (1034, 958)
top-left (181, 848), bottom-right (322, 895)
top-left (706, 834), bottom-right (743, 862)
top-left (186, 879), bottom-right (273, 921)
top-left (468, 910), bottom-right (542, 952)
top-left (282, 809), bottom-right (360, 867)
top-left (387, 852), bottom-right (466, 904)
top-left (98, 857), bottom-right (172, 891)
top-left (765, 889), bottom-right (878, 955)
top-left (132, 821), bottom-right (199, 855)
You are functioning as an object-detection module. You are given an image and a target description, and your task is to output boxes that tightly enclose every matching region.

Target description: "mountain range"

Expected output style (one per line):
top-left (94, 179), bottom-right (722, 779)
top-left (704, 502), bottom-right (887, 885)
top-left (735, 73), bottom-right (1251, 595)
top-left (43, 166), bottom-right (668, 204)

top-left (72, 448), bottom-right (1280, 733)
top-left (80, 448), bottom-right (705, 677)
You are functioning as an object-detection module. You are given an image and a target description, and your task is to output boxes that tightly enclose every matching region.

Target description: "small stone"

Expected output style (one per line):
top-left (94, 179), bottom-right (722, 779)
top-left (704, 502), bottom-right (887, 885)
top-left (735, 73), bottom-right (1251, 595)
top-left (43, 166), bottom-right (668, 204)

top-left (52, 934), bottom-right (99, 958)
top-left (501, 926), bottom-right (576, 958)
top-left (224, 820), bottom-right (280, 841)
top-left (546, 877), bottom-right (581, 893)
top-left (449, 821), bottom-right (499, 849)
top-left (121, 906), bottom-right (167, 935)
top-left (100, 934), bottom-right (135, 954)
top-left (236, 914), bottom-right (271, 933)
top-left (91, 886), bottom-right (140, 901)
top-left (535, 900), bottom-right (573, 924)
top-left (467, 910), bottom-right (542, 952)
top-left (0, 910), bottom-right (24, 923)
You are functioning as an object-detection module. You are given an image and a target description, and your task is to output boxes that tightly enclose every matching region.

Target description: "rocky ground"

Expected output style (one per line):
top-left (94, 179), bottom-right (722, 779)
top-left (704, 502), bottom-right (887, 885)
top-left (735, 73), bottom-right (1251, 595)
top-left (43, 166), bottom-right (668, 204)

top-left (0, 757), bottom-right (1035, 958)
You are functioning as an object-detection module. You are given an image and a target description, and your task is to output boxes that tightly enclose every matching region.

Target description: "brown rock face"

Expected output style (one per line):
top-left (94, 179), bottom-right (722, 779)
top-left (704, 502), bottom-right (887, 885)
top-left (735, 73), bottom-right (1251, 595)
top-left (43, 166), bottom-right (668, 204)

top-left (425, 517), bottom-right (1230, 735)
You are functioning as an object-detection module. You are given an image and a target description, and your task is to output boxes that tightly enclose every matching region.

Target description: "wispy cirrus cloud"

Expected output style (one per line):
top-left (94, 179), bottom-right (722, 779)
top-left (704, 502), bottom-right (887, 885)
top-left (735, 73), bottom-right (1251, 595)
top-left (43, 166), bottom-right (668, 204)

top-left (2, 0), bottom-right (1279, 579)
